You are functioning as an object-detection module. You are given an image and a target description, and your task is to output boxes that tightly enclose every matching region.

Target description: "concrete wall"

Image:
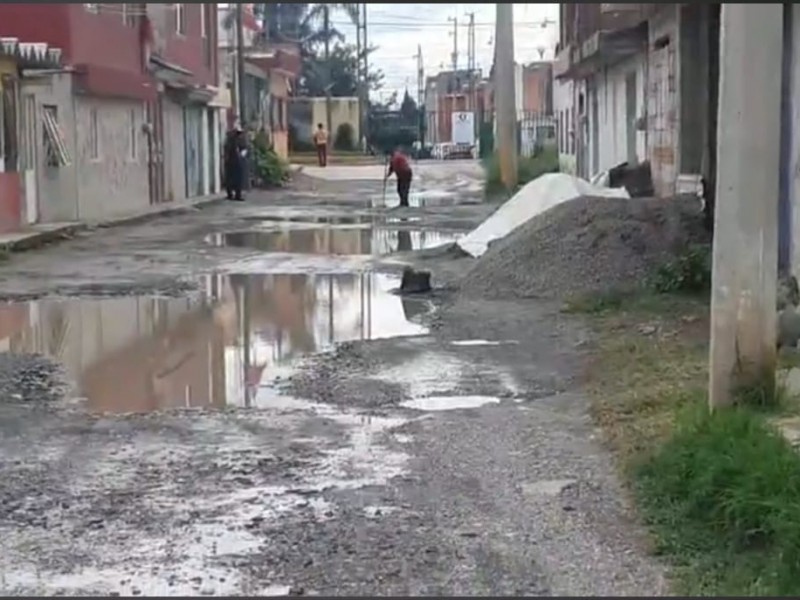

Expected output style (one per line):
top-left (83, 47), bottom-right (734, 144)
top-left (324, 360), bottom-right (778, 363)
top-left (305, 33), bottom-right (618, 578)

top-left (270, 75), bottom-right (290, 160)
top-left (74, 95), bottom-right (149, 220)
top-left (647, 6), bottom-right (681, 196)
top-left (513, 63), bottom-right (524, 114)
top-left (23, 72), bottom-right (80, 223)
top-left (290, 97), bottom-right (360, 149)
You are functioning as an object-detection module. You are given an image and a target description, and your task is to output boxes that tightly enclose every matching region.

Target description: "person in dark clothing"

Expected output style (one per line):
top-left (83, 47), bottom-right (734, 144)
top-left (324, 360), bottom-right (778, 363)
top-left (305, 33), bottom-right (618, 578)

top-left (223, 125), bottom-right (248, 201)
top-left (385, 147), bottom-right (413, 208)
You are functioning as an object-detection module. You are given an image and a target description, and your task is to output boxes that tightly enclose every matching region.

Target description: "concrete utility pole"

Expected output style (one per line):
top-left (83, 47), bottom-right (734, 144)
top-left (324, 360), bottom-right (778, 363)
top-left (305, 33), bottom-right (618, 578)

top-left (414, 45), bottom-right (424, 144)
top-left (236, 3), bottom-right (246, 125)
top-left (359, 3), bottom-right (369, 150)
top-left (708, 3), bottom-right (783, 409)
top-left (448, 16), bottom-right (458, 72)
top-left (466, 11), bottom-right (477, 139)
top-left (494, 3), bottom-right (517, 190)
top-left (356, 6), bottom-right (362, 148)
top-left (324, 4), bottom-right (333, 135)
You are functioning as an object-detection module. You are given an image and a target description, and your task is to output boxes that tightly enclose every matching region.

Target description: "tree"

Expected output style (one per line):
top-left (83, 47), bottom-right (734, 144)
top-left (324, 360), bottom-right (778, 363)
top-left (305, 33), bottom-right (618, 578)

top-left (299, 43), bottom-right (384, 98)
top-left (400, 90), bottom-right (418, 122)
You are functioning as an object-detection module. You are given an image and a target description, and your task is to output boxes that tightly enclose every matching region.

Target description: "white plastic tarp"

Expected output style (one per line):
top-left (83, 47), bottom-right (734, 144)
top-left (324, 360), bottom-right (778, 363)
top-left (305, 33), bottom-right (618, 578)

top-left (457, 172), bottom-right (630, 258)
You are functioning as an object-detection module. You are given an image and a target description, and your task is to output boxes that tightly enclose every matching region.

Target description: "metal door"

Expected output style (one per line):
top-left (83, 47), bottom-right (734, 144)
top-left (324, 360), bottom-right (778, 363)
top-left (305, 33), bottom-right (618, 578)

top-left (625, 70), bottom-right (638, 164)
top-left (147, 96), bottom-right (166, 204)
top-left (184, 106), bottom-right (202, 198)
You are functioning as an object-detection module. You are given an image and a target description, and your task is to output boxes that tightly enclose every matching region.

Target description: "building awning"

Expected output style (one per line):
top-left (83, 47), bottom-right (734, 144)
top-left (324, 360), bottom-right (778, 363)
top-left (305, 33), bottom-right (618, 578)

top-left (555, 21), bottom-right (648, 80)
top-left (246, 46), bottom-right (302, 79)
top-left (148, 54), bottom-right (194, 85)
top-left (208, 86), bottom-right (232, 109)
top-left (0, 37), bottom-right (63, 70)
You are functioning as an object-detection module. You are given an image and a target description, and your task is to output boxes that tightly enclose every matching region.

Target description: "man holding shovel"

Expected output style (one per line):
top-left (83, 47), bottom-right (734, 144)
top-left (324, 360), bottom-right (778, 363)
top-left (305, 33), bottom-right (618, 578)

top-left (384, 146), bottom-right (413, 208)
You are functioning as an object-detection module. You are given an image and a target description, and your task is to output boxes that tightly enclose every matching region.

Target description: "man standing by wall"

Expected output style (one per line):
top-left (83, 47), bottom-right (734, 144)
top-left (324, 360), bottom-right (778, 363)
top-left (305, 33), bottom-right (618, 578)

top-left (313, 122), bottom-right (329, 167)
top-left (223, 124), bottom-right (248, 201)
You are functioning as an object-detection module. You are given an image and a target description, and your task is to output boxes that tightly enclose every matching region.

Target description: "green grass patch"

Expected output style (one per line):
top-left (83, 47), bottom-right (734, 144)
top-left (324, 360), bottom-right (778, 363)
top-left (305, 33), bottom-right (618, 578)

top-left (635, 404), bottom-right (800, 596)
top-left (483, 146), bottom-right (559, 199)
top-left (582, 285), bottom-right (800, 595)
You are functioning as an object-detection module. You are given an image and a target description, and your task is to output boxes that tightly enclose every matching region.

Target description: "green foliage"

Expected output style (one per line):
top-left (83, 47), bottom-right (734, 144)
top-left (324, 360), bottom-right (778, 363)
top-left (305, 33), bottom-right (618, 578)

top-left (300, 43), bottom-right (384, 97)
top-left (369, 124), bottom-right (417, 155)
top-left (635, 403), bottom-right (800, 595)
top-left (333, 122), bottom-right (355, 151)
top-left (649, 245), bottom-right (712, 295)
top-left (483, 146), bottom-right (560, 198)
top-left (251, 130), bottom-right (290, 187)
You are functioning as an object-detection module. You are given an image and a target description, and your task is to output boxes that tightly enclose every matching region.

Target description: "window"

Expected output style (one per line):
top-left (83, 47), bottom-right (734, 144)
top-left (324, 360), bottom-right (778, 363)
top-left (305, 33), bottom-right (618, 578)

top-left (122, 4), bottom-right (137, 27)
top-left (89, 107), bottom-right (100, 160)
top-left (84, 3), bottom-right (99, 13)
top-left (42, 105), bottom-right (71, 167)
top-left (129, 108), bottom-right (137, 160)
top-left (175, 3), bottom-right (186, 35)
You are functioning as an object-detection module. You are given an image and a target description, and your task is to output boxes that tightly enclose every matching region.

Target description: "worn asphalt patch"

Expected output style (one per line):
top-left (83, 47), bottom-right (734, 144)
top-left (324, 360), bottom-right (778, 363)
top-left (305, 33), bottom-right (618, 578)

top-left (0, 162), bottom-right (667, 595)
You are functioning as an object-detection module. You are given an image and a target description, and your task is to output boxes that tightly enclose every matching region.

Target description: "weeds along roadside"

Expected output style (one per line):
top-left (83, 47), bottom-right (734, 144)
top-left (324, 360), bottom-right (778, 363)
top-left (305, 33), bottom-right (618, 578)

top-left (566, 245), bottom-right (800, 596)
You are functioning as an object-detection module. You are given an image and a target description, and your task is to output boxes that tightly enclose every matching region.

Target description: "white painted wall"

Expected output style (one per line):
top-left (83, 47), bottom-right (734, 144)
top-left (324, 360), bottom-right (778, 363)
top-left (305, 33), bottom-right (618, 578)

top-left (593, 54), bottom-right (647, 174)
top-left (552, 75), bottom-right (576, 174)
top-left (74, 96), bottom-right (150, 221)
top-left (513, 62), bottom-right (523, 114)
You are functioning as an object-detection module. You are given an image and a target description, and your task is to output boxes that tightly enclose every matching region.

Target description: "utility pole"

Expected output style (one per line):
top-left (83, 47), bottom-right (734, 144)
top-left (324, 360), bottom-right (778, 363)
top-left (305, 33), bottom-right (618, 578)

top-left (708, 4), bottom-right (783, 409)
top-left (358, 3), bottom-right (369, 151)
top-left (448, 16), bottom-right (458, 72)
top-left (494, 3), bottom-right (517, 189)
top-left (324, 4), bottom-right (333, 135)
top-left (236, 2), bottom-right (246, 126)
top-left (356, 5), bottom-right (362, 149)
top-left (414, 45), bottom-right (424, 145)
top-left (466, 11), bottom-right (477, 142)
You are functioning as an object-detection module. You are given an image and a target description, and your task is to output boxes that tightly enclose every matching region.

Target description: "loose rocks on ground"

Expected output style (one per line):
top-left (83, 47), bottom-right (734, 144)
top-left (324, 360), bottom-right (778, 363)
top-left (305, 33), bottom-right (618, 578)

top-left (0, 353), bottom-right (70, 403)
top-left (460, 194), bottom-right (709, 300)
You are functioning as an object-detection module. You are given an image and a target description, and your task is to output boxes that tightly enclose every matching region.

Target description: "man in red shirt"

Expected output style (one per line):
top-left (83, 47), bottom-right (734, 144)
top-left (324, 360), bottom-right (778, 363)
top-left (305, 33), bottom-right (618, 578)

top-left (385, 147), bottom-right (413, 207)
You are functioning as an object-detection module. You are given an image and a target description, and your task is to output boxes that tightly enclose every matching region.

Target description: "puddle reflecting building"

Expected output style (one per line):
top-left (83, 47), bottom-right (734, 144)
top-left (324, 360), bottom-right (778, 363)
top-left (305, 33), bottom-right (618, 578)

top-left (0, 273), bottom-right (427, 413)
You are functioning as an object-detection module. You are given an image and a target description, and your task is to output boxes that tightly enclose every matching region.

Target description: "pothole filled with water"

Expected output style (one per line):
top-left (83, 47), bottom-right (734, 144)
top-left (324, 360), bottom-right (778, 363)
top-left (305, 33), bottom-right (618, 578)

top-left (207, 227), bottom-right (458, 255)
top-left (0, 272), bottom-right (430, 414)
top-left (399, 395), bottom-right (501, 411)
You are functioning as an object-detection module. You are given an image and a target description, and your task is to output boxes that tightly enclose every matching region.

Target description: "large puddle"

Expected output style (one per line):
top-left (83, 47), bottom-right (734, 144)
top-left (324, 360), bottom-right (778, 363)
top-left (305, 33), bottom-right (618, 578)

top-left (208, 227), bottom-right (458, 255)
top-left (0, 273), bottom-right (430, 414)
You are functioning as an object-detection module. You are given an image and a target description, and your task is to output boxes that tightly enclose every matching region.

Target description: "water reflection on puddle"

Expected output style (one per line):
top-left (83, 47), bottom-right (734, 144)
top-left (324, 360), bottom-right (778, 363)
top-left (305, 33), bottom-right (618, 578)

top-left (400, 395), bottom-right (501, 411)
top-left (0, 273), bottom-right (429, 414)
top-left (208, 227), bottom-right (458, 255)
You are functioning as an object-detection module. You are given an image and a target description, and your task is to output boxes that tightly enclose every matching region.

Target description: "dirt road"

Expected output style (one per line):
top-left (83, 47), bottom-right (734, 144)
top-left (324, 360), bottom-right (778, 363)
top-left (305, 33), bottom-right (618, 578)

top-left (0, 161), bottom-right (665, 596)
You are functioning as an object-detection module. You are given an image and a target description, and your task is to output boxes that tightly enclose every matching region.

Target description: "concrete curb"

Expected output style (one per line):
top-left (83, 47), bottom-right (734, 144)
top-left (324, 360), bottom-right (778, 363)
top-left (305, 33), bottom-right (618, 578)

top-left (0, 195), bottom-right (225, 254)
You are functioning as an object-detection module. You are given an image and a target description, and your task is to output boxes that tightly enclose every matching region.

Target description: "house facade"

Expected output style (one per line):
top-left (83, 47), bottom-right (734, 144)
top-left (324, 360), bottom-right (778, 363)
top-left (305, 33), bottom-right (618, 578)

top-left (0, 2), bottom-right (224, 229)
top-left (553, 3), bottom-right (719, 197)
top-left (216, 5), bottom-right (301, 160)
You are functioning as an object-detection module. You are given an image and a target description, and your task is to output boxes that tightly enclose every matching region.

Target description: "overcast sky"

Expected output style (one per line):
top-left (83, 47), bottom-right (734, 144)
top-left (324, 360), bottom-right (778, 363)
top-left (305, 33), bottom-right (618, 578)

top-left (333, 3), bottom-right (560, 103)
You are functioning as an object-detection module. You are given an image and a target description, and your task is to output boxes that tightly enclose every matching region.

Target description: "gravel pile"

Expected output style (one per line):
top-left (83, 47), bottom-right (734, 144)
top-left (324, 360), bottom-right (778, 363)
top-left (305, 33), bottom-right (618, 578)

top-left (460, 194), bottom-right (709, 300)
top-left (0, 353), bottom-right (70, 403)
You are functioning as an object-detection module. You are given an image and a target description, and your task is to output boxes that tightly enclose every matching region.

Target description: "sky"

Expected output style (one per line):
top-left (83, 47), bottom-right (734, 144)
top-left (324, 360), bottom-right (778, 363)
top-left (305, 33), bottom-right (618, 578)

top-left (333, 3), bottom-right (560, 104)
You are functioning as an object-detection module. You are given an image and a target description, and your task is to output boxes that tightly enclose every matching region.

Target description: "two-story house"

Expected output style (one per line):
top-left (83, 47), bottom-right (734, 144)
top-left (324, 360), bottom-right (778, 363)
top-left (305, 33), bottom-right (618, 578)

top-left (0, 2), bottom-right (223, 227)
top-left (553, 3), bottom-right (720, 197)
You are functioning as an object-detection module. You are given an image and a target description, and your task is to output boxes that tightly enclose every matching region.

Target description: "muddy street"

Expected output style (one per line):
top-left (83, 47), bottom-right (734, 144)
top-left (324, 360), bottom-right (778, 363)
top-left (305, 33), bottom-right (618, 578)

top-left (0, 161), bottom-right (665, 596)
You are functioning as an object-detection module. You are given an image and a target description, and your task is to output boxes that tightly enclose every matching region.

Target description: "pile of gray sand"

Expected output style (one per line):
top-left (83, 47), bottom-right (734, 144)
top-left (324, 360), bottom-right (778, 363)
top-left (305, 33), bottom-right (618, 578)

top-left (460, 194), bottom-right (709, 300)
